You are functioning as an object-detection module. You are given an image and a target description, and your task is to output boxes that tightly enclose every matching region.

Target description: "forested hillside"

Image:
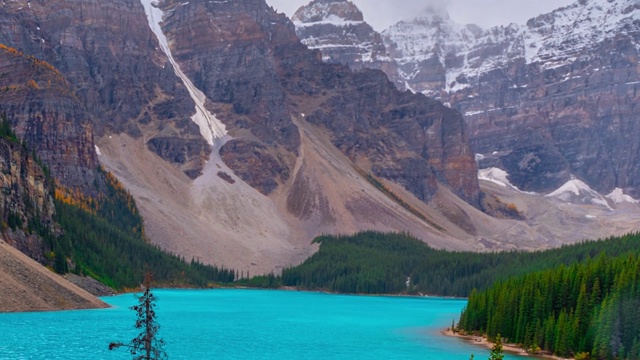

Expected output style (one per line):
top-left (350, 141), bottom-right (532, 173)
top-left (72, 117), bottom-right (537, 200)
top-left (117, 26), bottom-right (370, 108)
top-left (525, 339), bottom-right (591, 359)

top-left (48, 168), bottom-right (236, 289)
top-left (264, 231), bottom-right (640, 297)
top-left (2, 114), bottom-right (235, 290)
top-left (459, 253), bottom-right (640, 359)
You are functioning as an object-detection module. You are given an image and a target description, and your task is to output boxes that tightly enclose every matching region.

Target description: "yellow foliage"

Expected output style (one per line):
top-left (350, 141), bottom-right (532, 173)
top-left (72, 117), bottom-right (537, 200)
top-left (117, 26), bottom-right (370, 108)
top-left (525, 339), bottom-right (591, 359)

top-left (0, 43), bottom-right (23, 57)
top-left (54, 183), bottom-right (96, 214)
top-left (574, 352), bottom-right (590, 360)
top-left (27, 79), bottom-right (39, 89)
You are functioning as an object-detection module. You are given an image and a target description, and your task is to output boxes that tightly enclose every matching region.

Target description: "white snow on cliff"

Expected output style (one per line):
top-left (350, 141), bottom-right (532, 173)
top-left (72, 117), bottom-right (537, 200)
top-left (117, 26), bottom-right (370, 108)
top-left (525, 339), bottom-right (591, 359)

top-left (478, 167), bottom-right (536, 194)
top-left (140, 0), bottom-right (226, 145)
top-left (478, 168), bottom-right (515, 188)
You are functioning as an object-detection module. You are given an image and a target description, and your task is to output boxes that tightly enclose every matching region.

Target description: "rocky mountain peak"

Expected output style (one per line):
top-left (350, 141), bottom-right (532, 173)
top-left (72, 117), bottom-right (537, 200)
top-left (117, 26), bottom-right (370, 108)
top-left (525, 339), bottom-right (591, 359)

top-left (292, 0), bottom-right (404, 88)
top-left (292, 0), bottom-right (364, 24)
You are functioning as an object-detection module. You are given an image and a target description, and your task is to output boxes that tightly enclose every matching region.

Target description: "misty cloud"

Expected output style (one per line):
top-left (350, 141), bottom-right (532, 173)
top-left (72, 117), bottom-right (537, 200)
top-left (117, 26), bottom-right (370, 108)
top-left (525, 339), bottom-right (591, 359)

top-left (267, 0), bottom-right (575, 31)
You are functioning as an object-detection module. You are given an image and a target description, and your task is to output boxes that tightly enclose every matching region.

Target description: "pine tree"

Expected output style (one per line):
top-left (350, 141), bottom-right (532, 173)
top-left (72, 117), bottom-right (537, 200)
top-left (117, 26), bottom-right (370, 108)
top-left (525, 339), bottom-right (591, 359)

top-left (489, 334), bottom-right (505, 360)
top-left (109, 273), bottom-right (167, 360)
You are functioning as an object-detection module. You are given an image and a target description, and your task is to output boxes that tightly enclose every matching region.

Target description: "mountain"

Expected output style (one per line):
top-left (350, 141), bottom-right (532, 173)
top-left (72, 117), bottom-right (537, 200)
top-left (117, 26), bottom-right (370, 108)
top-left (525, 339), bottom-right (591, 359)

top-left (0, 44), bottom-right (99, 192)
top-left (0, 0), bottom-right (490, 275)
top-left (2, 0), bottom-right (639, 279)
top-left (382, 0), bottom-right (640, 197)
top-left (0, 131), bottom-right (55, 263)
top-left (292, 0), bottom-right (404, 88)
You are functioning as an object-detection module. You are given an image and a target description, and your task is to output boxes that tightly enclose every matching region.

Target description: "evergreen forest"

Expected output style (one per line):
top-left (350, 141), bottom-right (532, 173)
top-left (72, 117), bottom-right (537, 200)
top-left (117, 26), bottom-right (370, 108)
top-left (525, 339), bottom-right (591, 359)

top-left (259, 231), bottom-right (640, 297)
top-left (46, 168), bottom-right (236, 289)
top-left (458, 252), bottom-right (640, 359)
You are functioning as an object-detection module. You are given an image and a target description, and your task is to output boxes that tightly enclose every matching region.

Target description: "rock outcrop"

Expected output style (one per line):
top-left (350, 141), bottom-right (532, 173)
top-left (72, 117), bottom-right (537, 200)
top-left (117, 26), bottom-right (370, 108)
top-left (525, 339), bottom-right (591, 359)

top-left (0, 135), bottom-right (56, 263)
top-left (0, 45), bottom-right (98, 192)
top-left (292, 0), bottom-right (403, 89)
top-left (382, 0), bottom-right (640, 196)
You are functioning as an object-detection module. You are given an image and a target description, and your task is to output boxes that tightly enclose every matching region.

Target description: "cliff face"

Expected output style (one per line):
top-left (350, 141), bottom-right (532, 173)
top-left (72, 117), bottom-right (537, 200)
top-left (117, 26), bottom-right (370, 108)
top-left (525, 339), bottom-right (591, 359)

top-left (160, 0), bottom-right (479, 205)
top-left (0, 135), bottom-right (55, 262)
top-left (0, 45), bottom-right (98, 191)
top-left (382, 0), bottom-right (640, 196)
top-left (292, 0), bottom-right (404, 89)
top-left (0, 0), bottom-right (210, 179)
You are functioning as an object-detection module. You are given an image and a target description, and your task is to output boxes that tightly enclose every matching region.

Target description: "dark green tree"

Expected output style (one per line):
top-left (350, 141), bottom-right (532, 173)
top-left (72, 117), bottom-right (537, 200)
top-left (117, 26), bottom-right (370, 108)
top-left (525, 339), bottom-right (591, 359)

top-left (109, 273), bottom-right (167, 360)
top-left (489, 335), bottom-right (504, 360)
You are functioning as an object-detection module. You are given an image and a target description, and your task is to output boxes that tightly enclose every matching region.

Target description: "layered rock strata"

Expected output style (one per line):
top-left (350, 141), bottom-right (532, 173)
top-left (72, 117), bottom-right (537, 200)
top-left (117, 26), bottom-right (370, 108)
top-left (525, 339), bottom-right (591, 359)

top-left (292, 0), bottom-right (404, 89)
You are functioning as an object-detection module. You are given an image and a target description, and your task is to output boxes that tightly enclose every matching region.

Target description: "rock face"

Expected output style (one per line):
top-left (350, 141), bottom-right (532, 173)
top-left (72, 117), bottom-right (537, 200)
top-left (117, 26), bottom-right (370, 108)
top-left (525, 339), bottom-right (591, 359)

top-left (382, 0), bottom-right (640, 196)
top-left (0, 0), bottom-right (209, 179)
top-left (0, 135), bottom-right (56, 263)
top-left (292, 0), bottom-right (403, 89)
top-left (159, 0), bottom-right (479, 205)
top-left (0, 45), bottom-right (98, 191)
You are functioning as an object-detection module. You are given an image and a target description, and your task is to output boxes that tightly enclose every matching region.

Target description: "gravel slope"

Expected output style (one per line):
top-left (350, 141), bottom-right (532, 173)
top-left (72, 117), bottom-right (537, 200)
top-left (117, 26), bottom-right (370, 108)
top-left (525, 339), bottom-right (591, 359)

top-left (0, 240), bottom-right (108, 312)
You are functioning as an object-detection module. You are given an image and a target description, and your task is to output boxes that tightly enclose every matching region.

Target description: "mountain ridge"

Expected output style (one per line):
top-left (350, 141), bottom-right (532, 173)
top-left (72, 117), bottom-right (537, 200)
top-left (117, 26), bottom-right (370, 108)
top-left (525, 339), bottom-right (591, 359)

top-left (379, 0), bottom-right (640, 197)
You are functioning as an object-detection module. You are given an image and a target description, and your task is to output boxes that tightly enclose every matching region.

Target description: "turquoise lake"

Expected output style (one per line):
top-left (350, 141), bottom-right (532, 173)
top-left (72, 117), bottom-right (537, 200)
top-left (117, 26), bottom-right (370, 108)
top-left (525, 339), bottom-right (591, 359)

top-left (0, 289), bottom-right (527, 359)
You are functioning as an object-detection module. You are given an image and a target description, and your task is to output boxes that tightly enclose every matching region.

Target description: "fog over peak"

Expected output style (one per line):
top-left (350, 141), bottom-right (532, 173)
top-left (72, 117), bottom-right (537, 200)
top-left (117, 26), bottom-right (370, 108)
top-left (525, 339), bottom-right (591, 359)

top-left (268, 0), bottom-right (575, 30)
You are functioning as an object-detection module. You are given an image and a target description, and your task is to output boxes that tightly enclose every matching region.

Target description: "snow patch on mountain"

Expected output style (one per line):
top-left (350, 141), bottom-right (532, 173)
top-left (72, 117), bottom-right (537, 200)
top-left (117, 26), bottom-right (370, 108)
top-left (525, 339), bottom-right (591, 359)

top-left (546, 178), bottom-right (612, 209)
top-left (479, 168), bottom-right (515, 188)
top-left (524, 0), bottom-right (640, 66)
top-left (606, 188), bottom-right (639, 204)
top-left (140, 0), bottom-right (227, 145)
top-left (478, 167), bottom-right (535, 194)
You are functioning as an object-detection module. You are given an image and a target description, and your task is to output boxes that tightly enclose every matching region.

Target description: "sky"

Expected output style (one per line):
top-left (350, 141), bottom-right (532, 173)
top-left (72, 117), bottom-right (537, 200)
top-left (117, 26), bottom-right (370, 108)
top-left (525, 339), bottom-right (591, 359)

top-left (266, 0), bottom-right (576, 30)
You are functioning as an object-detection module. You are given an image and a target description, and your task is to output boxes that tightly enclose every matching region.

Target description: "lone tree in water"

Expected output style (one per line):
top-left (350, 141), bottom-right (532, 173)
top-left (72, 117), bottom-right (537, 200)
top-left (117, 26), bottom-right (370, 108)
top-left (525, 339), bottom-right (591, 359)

top-left (109, 273), bottom-right (167, 360)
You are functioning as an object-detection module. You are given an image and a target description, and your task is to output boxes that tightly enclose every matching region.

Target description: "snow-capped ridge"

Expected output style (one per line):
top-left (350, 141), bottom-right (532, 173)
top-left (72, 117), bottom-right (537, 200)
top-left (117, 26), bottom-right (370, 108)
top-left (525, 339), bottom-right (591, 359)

top-left (292, 0), bottom-right (363, 25)
top-left (382, 0), bottom-right (640, 95)
top-left (292, 0), bottom-right (403, 87)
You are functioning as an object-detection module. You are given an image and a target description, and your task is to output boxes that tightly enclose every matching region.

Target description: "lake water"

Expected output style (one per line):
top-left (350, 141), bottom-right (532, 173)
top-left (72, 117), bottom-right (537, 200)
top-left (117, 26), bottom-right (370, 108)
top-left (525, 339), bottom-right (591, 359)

top-left (0, 289), bottom-right (525, 359)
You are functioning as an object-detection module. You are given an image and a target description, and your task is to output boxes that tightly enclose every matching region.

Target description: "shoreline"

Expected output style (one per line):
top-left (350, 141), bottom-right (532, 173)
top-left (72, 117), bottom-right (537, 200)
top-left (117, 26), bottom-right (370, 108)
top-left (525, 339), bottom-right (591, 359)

top-left (442, 329), bottom-right (574, 360)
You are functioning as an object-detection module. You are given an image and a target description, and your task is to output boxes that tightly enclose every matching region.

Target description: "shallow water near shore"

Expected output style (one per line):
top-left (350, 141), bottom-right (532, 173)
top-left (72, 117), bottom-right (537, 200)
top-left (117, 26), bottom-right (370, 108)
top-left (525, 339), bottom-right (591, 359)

top-left (0, 289), bottom-right (526, 359)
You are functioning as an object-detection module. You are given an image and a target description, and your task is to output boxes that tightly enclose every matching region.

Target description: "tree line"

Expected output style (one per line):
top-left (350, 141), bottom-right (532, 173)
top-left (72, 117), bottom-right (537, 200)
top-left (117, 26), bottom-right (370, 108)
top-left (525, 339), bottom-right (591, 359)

top-left (249, 231), bottom-right (640, 297)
